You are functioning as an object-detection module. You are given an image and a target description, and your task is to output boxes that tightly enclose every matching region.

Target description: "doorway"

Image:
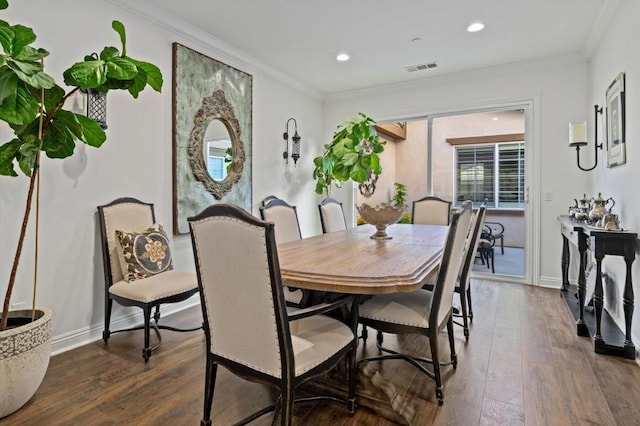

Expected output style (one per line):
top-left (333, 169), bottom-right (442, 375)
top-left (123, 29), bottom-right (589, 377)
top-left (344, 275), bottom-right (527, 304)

top-left (379, 105), bottom-right (532, 283)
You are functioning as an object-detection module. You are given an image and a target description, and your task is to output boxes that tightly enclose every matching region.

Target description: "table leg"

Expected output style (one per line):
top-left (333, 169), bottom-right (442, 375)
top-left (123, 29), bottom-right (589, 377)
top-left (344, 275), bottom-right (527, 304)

top-left (576, 241), bottom-right (589, 337)
top-left (623, 258), bottom-right (635, 352)
top-left (593, 256), bottom-right (604, 345)
top-left (561, 235), bottom-right (570, 291)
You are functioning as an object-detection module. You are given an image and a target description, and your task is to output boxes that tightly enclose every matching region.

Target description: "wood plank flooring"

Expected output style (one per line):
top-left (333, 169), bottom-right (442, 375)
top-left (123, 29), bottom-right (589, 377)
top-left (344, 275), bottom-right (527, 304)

top-left (3, 280), bottom-right (639, 425)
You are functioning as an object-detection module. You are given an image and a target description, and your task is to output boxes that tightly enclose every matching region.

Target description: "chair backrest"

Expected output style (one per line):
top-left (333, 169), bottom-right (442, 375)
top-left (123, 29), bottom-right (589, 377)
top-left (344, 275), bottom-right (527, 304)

top-left (318, 197), bottom-right (347, 233)
top-left (429, 200), bottom-right (473, 328)
top-left (189, 204), bottom-right (292, 379)
top-left (97, 197), bottom-right (155, 286)
top-left (261, 195), bottom-right (279, 207)
top-left (259, 198), bottom-right (302, 243)
top-left (412, 196), bottom-right (452, 226)
top-left (458, 205), bottom-right (487, 291)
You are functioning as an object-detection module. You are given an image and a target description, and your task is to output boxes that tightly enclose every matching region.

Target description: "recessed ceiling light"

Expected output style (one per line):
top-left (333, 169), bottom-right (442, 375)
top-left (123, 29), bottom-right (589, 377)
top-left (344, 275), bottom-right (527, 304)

top-left (467, 22), bottom-right (485, 32)
top-left (336, 53), bottom-right (350, 62)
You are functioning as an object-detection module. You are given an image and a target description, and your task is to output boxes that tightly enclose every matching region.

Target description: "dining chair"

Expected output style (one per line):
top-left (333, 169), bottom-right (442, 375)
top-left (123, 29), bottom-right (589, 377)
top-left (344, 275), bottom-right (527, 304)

top-left (97, 197), bottom-right (201, 362)
top-left (484, 221), bottom-right (505, 254)
top-left (358, 201), bottom-right (473, 404)
top-left (318, 197), bottom-right (348, 233)
top-left (411, 196), bottom-right (452, 226)
top-left (454, 205), bottom-right (487, 339)
top-left (259, 198), bottom-right (304, 305)
top-left (188, 204), bottom-right (358, 425)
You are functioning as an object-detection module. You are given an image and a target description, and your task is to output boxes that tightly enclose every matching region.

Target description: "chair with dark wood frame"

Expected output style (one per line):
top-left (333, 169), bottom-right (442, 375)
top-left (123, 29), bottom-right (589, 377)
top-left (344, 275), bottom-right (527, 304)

top-left (454, 205), bottom-right (487, 339)
top-left (259, 198), bottom-right (305, 305)
top-left (97, 197), bottom-right (201, 362)
top-left (189, 204), bottom-right (358, 425)
top-left (358, 201), bottom-right (473, 404)
top-left (318, 197), bottom-right (348, 233)
top-left (412, 196), bottom-right (452, 226)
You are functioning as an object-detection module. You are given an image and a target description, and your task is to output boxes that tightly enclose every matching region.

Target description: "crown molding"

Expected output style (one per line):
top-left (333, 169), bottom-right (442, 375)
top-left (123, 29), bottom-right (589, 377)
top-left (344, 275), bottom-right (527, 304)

top-left (582, 0), bottom-right (623, 58)
top-left (106, 0), bottom-right (323, 101)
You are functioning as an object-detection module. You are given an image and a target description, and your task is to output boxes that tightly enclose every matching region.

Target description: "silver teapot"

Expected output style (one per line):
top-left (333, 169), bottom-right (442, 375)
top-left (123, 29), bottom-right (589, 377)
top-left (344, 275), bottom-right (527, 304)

top-left (602, 211), bottom-right (620, 230)
top-left (576, 194), bottom-right (591, 210)
top-left (589, 193), bottom-right (615, 222)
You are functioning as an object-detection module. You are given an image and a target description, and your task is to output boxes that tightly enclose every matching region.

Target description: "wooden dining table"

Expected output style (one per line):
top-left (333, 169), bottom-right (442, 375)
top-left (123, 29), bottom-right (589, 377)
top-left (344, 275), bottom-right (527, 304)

top-left (277, 223), bottom-right (449, 425)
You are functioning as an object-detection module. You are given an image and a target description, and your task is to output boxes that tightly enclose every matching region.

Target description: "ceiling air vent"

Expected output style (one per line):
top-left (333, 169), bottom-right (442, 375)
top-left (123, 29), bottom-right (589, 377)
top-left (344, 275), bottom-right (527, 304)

top-left (405, 62), bottom-right (438, 72)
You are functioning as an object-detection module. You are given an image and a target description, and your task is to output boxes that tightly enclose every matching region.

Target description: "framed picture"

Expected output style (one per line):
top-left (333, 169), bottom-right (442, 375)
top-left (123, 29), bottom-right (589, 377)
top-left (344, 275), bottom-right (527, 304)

top-left (606, 72), bottom-right (625, 167)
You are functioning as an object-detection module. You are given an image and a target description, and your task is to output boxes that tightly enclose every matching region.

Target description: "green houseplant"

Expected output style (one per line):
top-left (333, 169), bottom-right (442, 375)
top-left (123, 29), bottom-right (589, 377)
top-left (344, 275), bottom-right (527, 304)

top-left (0, 0), bottom-right (162, 416)
top-left (312, 112), bottom-right (385, 195)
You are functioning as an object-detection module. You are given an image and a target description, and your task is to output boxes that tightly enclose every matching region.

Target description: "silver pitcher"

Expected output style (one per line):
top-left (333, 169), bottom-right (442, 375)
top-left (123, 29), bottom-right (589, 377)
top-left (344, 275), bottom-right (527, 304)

top-left (589, 193), bottom-right (615, 222)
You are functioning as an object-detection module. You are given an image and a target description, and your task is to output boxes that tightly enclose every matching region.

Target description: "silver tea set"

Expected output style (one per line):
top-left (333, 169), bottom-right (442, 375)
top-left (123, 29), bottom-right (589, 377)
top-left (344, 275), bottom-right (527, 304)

top-left (569, 193), bottom-right (621, 230)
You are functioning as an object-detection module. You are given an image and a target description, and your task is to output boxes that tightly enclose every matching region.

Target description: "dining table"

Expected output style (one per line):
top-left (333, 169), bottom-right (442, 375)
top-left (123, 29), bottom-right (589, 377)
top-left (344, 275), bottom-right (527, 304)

top-left (277, 223), bottom-right (449, 425)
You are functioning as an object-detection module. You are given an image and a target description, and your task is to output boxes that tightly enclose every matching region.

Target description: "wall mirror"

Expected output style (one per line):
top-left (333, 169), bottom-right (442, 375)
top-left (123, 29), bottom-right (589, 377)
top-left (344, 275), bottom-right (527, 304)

top-left (187, 90), bottom-right (245, 200)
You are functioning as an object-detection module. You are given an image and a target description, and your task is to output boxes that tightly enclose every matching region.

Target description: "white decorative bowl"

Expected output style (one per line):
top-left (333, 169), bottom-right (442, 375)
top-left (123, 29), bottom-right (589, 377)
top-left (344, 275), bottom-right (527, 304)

top-left (357, 203), bottom-right (404, 240)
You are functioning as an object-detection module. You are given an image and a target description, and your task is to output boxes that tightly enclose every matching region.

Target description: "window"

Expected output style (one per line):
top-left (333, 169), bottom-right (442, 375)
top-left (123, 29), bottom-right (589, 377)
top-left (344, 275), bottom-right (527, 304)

top-left (455, 142), bottom-right (524, 208)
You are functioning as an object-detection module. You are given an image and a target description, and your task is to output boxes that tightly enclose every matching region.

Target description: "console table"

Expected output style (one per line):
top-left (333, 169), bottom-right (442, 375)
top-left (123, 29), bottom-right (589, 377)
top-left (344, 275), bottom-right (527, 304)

top-left (558, 215), bottom-right (636, 359)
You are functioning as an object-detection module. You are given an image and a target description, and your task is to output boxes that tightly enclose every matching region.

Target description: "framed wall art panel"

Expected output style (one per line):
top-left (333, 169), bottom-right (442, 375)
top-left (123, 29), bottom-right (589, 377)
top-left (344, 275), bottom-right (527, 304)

top-left (172, 43), bottom-right (253, 234)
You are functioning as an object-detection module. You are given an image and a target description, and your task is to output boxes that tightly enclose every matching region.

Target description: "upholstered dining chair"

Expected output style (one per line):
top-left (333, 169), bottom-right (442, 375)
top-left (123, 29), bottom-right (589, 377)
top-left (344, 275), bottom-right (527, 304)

top-left (454, 205), bottom-right (487, 339)
top-left (412, 196), bottom-right (452, 226)
top-left (259, 198), bottom-right (304, 305)
top-left (358, 201), bottom-right (473, 404)
top-left (97, 197), bottom-right (200, 362)
top-left (318, 197), bottom-right (348, 233)
top-left (188, 204), bottom-right (358, 425)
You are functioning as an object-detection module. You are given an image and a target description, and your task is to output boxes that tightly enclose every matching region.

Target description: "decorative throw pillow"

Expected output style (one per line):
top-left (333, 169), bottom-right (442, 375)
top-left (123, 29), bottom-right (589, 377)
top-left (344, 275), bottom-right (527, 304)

top-left (115, 223), bottom-right (173, 282)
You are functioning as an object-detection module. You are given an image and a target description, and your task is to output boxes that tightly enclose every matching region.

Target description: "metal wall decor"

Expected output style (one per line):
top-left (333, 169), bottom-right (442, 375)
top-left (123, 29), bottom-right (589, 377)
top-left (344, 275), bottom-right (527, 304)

top-left (172, 43), bottom-right (253, 234)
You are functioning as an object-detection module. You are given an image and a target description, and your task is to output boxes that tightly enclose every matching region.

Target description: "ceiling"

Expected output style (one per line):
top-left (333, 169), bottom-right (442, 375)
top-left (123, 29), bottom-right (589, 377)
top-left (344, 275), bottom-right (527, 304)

top-left (114, 0), bottom-right (618, 95)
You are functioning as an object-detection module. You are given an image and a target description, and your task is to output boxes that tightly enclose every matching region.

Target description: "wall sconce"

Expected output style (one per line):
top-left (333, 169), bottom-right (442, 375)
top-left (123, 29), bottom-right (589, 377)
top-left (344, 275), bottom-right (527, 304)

top-left (283, 117), bottom-right (301, 166)
top-left (83, 88), bottom-right (108, 130)
top-left (569, 105), bottom-right (603, 171)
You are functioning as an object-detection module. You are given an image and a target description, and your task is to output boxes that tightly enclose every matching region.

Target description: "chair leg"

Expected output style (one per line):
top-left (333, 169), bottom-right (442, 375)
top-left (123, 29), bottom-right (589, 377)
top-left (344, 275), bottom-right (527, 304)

top-left (347, 349), bottom-right (356, 414)
top-left (103, 298), bottom-right (113, 343)
top-left (447, 316), bottom-right (457, 368)
top-left (500, 238), bottom-right (504, 255)
top-left (489, 249), bottom-right (495, 273)
top-left (459, 290), bottom-right (470, 340)
top-left (143, 305), bottom-right (152, 363)
top-left (467, 287), bottom-right (474, 322)
top-left (279, 381), bottom-right (294, 426)
top-left (361, 325), bottom-right (368, 342)
top-left (201, 357), bottom-right (217, 426)
top-left (429, 330), bottom-right (444, 405)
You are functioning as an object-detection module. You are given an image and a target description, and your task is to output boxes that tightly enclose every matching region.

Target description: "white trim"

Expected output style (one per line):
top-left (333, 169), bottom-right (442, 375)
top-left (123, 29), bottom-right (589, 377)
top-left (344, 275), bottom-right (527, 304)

top-left (51, 297), bottom-right (200, 356)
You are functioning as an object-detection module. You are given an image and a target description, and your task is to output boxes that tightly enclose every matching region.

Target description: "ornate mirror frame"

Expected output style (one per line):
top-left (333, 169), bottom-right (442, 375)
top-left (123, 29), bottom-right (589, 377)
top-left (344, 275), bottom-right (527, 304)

top-left (172, 43), bottom-right (253, 234)
top-left (188, 89), bottom-right (245, 200)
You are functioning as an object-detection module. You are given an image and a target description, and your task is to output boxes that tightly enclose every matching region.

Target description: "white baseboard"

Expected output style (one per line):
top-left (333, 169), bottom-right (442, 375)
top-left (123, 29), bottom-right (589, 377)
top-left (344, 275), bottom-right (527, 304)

top-left (51, 298), bottom-right (201, 356)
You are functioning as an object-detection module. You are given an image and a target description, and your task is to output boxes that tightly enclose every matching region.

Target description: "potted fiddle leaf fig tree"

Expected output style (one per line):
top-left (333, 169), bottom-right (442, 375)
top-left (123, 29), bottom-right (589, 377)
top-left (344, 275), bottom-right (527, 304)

top-left (312, 112), bottom-right (385, 196)
top-left (313, 113), bottom-right (407, 239)
top-left (0, 0), bottom-right (162, 417)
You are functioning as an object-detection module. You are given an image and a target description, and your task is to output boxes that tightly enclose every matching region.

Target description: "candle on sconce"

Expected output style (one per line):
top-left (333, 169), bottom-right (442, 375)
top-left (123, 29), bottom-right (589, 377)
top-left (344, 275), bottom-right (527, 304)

top-left (569, 122), bottom-right (587, 145)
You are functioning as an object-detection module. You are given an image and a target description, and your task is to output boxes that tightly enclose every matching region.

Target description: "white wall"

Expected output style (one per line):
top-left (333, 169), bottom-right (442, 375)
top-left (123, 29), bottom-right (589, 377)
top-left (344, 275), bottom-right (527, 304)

top-left (0, 0), bottom-right (324, 352)
top-left (325, 55), bottom-right (591, 289)
top-left (589, 0), bottom-right (640, 345)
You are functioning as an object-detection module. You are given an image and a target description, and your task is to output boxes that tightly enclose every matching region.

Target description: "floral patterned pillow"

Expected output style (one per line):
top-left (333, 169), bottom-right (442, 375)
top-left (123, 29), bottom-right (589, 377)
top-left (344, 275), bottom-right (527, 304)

top-left (115, 223), bottom-right (173, 282)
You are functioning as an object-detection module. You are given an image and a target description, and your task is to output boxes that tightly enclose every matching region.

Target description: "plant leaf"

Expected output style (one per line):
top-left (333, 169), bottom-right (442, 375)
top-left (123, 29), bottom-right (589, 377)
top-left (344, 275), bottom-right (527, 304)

top-left (76, 113), bottom-right (106, 147)
top-left (0, 1), bottom-right (8, 10)
top-left (12, 66), bottom-right (55, 89)
top-left (112, 20), bottom-right (127, 57)
top-left (43, 84), bottom-right (65, 113)
top-left (11, 24), bottom-right (36, 56)
top-left (41, 122), bottom-right (75, 158)
top-left (0, 138), bottom-right (20, 176)
top-left (105, 57), bottom-right (138, 80)
top-left (0, 83), bottom-right (40, 124)
top-left (0, 22), bottom-right (13, 54)
top-left (63, 60), bottom-right (107, 88)
top-left (126, 57), bottom-right (163, 92)
top-left (53, 109), bottom-right (83, 140)
top-left (99, 46), bottom-right (120, 61)
top-left (0, 69), bottom-right (17, 104)
top-left (126, 66), bottom-right (146, 98)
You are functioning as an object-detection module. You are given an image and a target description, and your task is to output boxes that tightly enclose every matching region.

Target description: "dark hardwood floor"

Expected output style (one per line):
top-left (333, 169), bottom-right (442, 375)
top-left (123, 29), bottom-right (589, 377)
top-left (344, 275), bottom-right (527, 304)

top-left (3, 280), bottom-right (639, 425)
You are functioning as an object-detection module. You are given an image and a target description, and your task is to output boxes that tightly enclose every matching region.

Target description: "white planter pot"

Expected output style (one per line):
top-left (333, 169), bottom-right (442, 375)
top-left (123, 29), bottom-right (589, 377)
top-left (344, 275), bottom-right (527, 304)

top-left (0, 308), bottom-right (52, 418)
